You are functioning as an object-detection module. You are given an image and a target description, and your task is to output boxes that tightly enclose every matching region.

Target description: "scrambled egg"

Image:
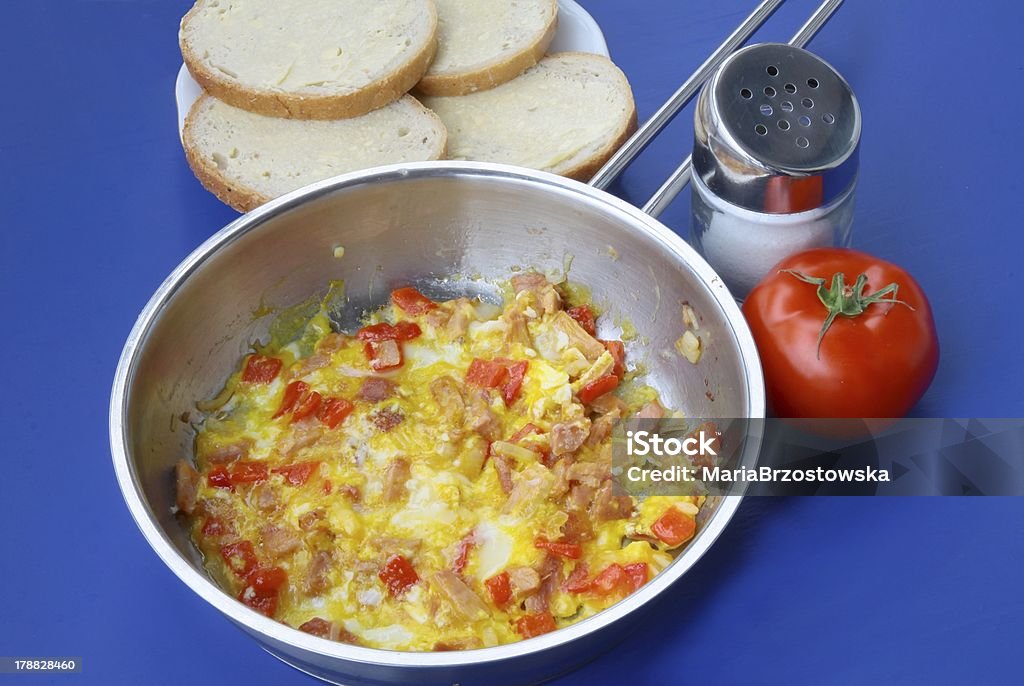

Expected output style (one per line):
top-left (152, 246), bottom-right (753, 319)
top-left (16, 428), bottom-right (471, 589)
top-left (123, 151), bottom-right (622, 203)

top-left (175, 275), bottom-right (702, 651)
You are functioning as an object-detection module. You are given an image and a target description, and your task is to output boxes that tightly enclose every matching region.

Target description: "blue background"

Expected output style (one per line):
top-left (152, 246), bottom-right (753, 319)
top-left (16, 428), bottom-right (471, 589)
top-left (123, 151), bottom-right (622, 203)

top-left (1, 0), bottom-right (1021, 684)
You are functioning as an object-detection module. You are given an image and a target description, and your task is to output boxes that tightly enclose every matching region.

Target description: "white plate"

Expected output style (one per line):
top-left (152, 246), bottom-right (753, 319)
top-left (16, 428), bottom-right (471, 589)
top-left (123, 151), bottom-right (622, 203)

top-left (174, 0), bottom-right (609, 137)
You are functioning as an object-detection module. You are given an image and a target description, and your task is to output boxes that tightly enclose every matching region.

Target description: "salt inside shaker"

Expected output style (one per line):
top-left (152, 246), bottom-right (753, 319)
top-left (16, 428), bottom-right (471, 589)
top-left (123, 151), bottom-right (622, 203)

top-left (691, 43), bottom-right (861, 299)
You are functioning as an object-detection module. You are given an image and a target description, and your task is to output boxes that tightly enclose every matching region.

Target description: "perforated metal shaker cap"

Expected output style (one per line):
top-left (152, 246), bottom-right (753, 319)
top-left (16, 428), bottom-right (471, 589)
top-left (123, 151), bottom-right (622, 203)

top-left (693, 43), bottom-right (861, 214)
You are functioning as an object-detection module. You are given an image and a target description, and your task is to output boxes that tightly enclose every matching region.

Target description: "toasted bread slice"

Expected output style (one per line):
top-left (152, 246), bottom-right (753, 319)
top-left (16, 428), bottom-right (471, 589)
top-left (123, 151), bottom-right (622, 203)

top-left (416, 0), bottom-right (558, 96)
top-left (421, 52), bottom-right (636, 180)
top-left (180, 0), bottom-right (438, 120)
top-left (183, 94), bottom-right (447, 212)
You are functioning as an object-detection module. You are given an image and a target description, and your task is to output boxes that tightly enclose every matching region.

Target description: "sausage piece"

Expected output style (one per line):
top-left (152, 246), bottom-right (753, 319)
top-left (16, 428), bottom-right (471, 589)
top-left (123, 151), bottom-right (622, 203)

top-left (175, 460), bottom-right (200, 514)
top-left (382, 457), bottom-right (411, 503)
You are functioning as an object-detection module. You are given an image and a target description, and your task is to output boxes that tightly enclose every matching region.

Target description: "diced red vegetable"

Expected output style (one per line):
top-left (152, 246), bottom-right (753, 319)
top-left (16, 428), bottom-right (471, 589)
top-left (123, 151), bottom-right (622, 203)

top-left (589, 564), bottom-right (629, 596)
top-left (466, 359), bottom-right (509, 388)
top-left (515, 612), bottom-right (557, 639)
top-left (509, 423), bottom-right (542, 442)
top-left (651, 507), bottom-right (696, 547)
top-left (623, 562), bottom-right (649, 591)
top-left (246, 566), bottom-right (287, 596)
top-left (601, 340), bottom-right (626, 379)
top-left (391, 287), bottom-right (437, 315)
top-left (221, 541), bottom-right (258, 577)
top-left (274, 381), bottom-right (309, 418)
top-left (485, 572), bottom-right (512, 606)
top-left (272, 461), bottom-right (320, 486)
top-left (501, 360), bottom-right (529, 405)
top-left (562, 563), bottom-right (591, 593)
top-left (357, 323), bottom-right (397, 342)
top-left (363, 339), bottom-right (403, 371)
top-left (230, 461), bottom-right (268, 484)
top-left (578, 374), bottom-right (619, 404)
top-left (452, 535), bottom-right (474, 575)
top-left (392, 321), bottom-right (423, 341)
top-left (208, 465), bottom-right (232, 490)
top-left (357, 321), bottom-right (423, 343)
top-left (318, 397), bottom-right (354, 429)
top-left (239, 591), bottom-right (277, 617)
top-left (534, 536), bottom-right (582, 560)
top-left (242, 354), bottom-right (283, 384)
top-left (567, 305), bottom-right (597, 336)
top-left (378, 554), bottom-right (419, 597)
top-left (291, 390), bottom-right (323, 423)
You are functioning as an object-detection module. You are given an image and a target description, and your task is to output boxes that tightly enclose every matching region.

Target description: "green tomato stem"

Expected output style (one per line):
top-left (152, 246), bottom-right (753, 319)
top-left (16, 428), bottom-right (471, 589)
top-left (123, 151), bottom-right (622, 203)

top-left (781, 269), bottom-right (915, 359)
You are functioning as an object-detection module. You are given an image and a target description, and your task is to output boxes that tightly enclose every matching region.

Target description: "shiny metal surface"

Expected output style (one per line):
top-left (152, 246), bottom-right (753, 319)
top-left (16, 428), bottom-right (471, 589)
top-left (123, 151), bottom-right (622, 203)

top-left (588, 0), bottom-right (784, 192)
top-left (110, 162), bottom-right (764, 685)
top-left (693, 42), bottom-right (861, 214)
top-left (642, 0), bottom-right (847, 218)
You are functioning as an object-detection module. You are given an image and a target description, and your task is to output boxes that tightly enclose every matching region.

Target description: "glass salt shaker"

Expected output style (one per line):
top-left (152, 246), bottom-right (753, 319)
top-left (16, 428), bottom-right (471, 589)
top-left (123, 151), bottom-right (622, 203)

top-left (691, 43), bottom-right (861, 299)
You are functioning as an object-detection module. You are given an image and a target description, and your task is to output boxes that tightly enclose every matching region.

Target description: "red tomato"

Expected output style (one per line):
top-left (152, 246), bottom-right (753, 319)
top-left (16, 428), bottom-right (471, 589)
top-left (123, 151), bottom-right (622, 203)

top-left (239, 591), bottom-right (277, 617)
top-left (242, 354), bottom-right (282, 384)
top-left (291, 390), bottom-right (322, 422)
top-left (357, 322), bottom-right (399, 342)
top-left (246, 566), bottom-right (287, 596)
top-left (501, 360), bottom-right (529, 405)
top-left (274, 381), bottom-right (308, 418)
top-left (562, 563), bottom-right (591, 593)
top-left (534, 536), bottom-right (582, 559)
top-left (207, 465), bottom-right (232, 490)
top-left (651, 507), bottom-right (696, 547)
top-left (484, 572), bottom-right (512, 606)
top-left (515, 613), bottom-right (557, 639)
top-left (623, 562), bottom-right (649, 592)
top-left (589, 564), bottom-right (629, 596)
top-left (357, 321), bottom-right (422, 342)
top-left (578, 374), bottom-right (619, 404)
top-left (392, 321), bottom-right (423, 341)
top-left (318, 397), bottom-right (354, 429)
top-left (378, 555), bottom-right (419, 597)
top-left (601, 340), bottom-right (626, 378)
top-left (391, 287), bottom-right (437, 315)
top-left (229, 461), bottom-right (268, 484)
top-left (272, 461), bottom-right (320, 486)
top-left (509, 423), bottom-right (541, 442)
top-left (567, 305), bottom-right (597, 336)
top-left (221, 541), bottom-right (258, 577)
top-left (466, 359), bottom-right (508, 388)
top-left (742, 248), bottom-right (939, 422)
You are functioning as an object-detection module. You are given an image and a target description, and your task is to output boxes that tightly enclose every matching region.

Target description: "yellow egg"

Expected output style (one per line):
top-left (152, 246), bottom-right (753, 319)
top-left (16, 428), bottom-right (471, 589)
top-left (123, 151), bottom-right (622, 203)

top-left (183, 279), bottom-right (701, 651)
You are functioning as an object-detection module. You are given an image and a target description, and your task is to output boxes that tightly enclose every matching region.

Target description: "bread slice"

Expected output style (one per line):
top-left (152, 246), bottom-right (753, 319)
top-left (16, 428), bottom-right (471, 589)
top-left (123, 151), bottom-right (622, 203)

top-left (183, 94), bottom-right (447, 212)
top-left (180, 0), bottom-right (438, 120)
top-left (421, 53), bottom-right (637, 181)
top-left (416, 0), bottom-right (558, 96)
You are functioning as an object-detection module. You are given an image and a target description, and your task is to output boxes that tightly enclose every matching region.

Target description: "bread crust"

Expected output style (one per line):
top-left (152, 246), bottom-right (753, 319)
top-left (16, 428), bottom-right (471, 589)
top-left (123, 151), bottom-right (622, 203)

top-left (563, 101), bottom-right (638, 183)
top-left (182, 95), bottom-right (448, 213)
top-left (415, 1), bottom-right (558, 97)
top-left (180, 0), bottom-right (438, 120)
top-left (425, 52), bottom-right (637, 182)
